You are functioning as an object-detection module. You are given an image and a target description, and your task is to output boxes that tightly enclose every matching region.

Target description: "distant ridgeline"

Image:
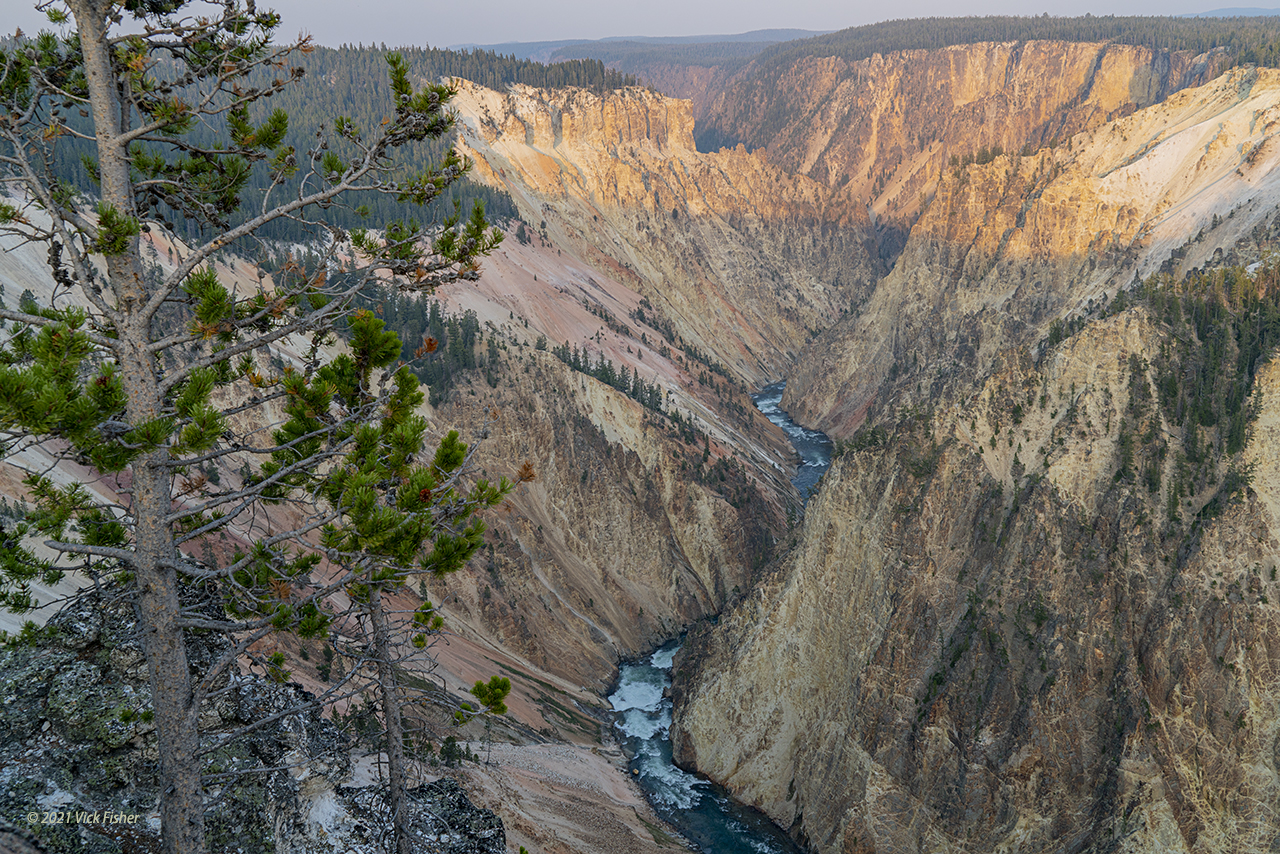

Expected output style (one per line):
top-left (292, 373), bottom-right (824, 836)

top-left (750, 15), bottom-right (1280, 70)
top-left (52, 43), bottom-right (638, 244)
top-left (553, 14), bottom-right (1280, 76)
top-left (550, 40), bottom-right (776, 70)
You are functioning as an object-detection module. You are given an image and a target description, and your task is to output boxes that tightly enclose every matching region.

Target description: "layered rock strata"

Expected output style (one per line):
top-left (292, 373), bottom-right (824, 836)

top-left (672, 66), bottom-right (1280, 854)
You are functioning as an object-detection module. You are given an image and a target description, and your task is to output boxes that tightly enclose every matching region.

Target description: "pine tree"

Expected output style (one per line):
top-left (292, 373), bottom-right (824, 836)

top-left (0, 3), bottom-right (502, 853)
top-left (455, 674), bottom-right (512, 766)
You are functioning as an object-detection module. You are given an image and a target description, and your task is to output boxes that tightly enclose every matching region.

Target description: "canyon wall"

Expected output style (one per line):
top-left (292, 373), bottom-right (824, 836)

top-left (670, 63), bottom-right (1280, 854)
top-left (697, 41), bottom-right (1229, 250)
top-left (674, 305), bottom-right (1280, 853)
top-left (8, 37), bottom-right (1280, 854)
top-left (783, 66), bottom-right (1280, 436)
top-left (421, 341), bottom-right (784, 689)
top-left (449, 81), bottom-right (883, 385)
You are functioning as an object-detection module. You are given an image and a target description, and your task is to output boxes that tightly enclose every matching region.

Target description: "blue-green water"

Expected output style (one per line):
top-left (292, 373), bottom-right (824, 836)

top-left (610, 646), bottom-right (804, 853)
top-left (751, 381), bottom-right (832, 504)
top-left (606, 379), bottom-right (830, 851)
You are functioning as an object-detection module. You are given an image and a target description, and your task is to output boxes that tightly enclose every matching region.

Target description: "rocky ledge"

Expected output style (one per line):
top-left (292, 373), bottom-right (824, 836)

top-left (0, 591), bottom-right (504, 854)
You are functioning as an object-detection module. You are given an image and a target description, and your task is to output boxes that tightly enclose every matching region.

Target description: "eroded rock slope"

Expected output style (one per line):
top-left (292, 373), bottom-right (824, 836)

top-left (450, 81), bottom-right (882, 384)
top-left (785, 66), bottom-right (1280, 435)
top-left (672, 66), bottom-right (1280, 854)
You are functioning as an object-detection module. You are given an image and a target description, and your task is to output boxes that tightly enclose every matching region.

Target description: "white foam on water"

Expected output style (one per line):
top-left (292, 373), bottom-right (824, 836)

top-left (650, 647), bottom-right (678, 669)
top-left (618, 707), bottom-right (665, 740)
top-left (725, 815), bottom-right (786, 853)
top-left (638, 744), bottom-right (707, 809)
top-left (609, 671), bottom-right (664, 712)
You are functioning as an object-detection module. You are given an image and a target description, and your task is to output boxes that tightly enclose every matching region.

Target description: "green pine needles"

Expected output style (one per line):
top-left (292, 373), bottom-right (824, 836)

top-left (0, 4), bottom-right (514, 853)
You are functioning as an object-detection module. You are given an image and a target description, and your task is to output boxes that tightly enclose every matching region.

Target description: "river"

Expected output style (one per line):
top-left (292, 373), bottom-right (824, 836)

top-left (609, 646), bottom-right (803, 853)
top-left (608, 381), bottom-right (830, 852)
top-left (750, 380), bottom-right (833, 504)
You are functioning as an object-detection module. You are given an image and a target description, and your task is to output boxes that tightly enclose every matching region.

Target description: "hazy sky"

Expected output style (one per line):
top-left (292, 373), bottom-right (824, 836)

top-left (4, 1), bottom-right (1241, 49)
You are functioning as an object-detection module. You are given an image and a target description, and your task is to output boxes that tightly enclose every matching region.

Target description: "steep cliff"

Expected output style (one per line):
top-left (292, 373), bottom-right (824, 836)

top-left (698, 41), bottom-right (1228, 251)
top-left (784, 66), bottom-right (1280, 436)
top-left (449, 81), bottom-right (882, 385)
top-left (674, 304), bottom-right (1280, 853)
top-left (420, 341), bottom-right (785, 689)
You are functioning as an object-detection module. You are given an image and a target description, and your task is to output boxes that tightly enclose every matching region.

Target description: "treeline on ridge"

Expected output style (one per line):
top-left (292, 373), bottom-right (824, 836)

top-left (350, 286), bottom-right (482, 407)
top-left (47, 41), bottom-right (639, 245)
top-left (547, 340), bottom-right (665, 412)
top-left (546, 15), bottom-right (1280, 84)
top-left (752, 15), bottom-right (1280, 73)
top-left (550, 39), bottom-right (773, 72)
top-left (188, 43), bottom-right (634, 242)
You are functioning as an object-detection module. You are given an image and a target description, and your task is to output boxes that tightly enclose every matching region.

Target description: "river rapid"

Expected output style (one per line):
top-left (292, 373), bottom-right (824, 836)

top-left (608, 381), bottom-right (830, 852)
top-left (751, 381), bottom-right (833, 504)
top-left (609, 646), bottom-right (803, 853)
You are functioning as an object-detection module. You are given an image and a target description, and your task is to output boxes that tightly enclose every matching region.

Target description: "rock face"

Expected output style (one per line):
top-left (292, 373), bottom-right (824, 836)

top-left (0, 593), bottom-right (505, 854)
top-left (450, 81), bottom-right (883, 385)
top-left (698, 41), bottom-right (1229, 247)
top-left (671, 65), bottom-right (1280, 854)
top-left (784, 66), bottom-right (1280, 436)
top-left (673, 308), bottom-right (1280, 853)
top-left (422, 346), bottom-right (785, 688)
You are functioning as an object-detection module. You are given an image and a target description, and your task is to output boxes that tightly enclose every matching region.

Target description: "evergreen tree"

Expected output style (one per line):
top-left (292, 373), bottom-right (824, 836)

top-left (0, 3), bottom-right (504, 853)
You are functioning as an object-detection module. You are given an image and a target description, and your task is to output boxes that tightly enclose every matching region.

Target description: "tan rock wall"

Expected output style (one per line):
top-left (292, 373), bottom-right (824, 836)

top-left (425, 348), bottom-right (783, 689)
top-left (784, 67), bottom-right (1280, 437)
top-left (674, 312), bottom-right (1280, 852)
top-left (450, 81), bottom-right (882, 385)
top-left (701, 41), bottom-right (1228, 232)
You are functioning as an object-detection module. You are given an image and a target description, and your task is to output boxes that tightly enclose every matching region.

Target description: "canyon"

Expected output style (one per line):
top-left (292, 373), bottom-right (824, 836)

top-left (5, 31), bottom-right (1280, 854)
top-left (442, 42), bottom-right (1280, 854)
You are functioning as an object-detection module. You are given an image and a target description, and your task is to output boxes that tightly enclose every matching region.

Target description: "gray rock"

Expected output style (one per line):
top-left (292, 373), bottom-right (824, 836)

top-left (0, 590), bottom-right (505, 854)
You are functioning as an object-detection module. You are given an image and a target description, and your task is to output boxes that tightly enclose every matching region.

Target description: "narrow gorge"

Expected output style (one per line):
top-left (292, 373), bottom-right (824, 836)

top-left (443, 39), bottom-right (1280, 854)
top-left (5, 22), bottom-right (1280, 854)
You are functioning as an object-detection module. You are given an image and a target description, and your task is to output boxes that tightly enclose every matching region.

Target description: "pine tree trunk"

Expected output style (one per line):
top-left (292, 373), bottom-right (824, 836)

top-left (131, 456), bottom-right (204, 854)
top-left (369, 586), bottom-right (414, 854)
top-left (69, 3), bottom-right (205, 852)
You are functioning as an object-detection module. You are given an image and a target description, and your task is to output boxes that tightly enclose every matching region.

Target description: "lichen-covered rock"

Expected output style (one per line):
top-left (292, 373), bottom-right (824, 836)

top-left (294, 781), bottom-right (504, 854)
top-left (0, 591), bottom-right (505, 854)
